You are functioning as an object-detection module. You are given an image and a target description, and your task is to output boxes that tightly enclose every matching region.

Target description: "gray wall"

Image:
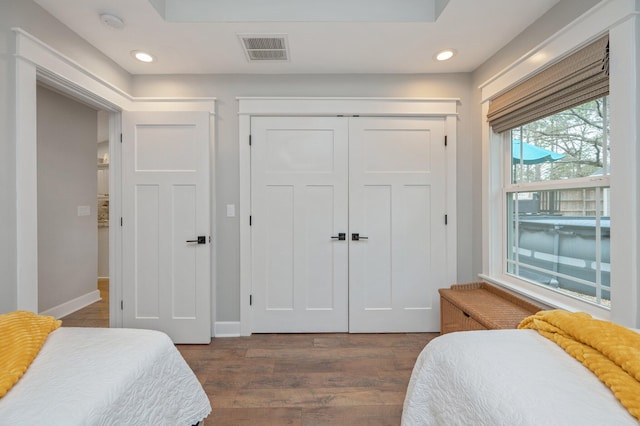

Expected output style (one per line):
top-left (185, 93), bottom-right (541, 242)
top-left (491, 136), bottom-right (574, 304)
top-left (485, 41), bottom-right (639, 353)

top-left (37, 85), bottom-right (98, 312)
top-left (0, 0), bottom-right (131, 313)
top-left (132, 73), bottom-right (474, 321)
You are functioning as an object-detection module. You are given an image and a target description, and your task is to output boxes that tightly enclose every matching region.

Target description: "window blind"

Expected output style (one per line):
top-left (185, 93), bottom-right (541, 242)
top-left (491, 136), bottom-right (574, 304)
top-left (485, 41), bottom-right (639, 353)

top-left (487, 35), bottom-right (609, 134)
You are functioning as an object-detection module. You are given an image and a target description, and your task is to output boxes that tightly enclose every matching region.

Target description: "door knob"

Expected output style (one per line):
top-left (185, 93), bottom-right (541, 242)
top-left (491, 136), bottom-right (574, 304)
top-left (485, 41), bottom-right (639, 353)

top-left (331, 233), bottom-right (346, 241)
top-left (351, 233), bottom-right (368, 241)
top-left (186, 236), bottom-right (206, 244)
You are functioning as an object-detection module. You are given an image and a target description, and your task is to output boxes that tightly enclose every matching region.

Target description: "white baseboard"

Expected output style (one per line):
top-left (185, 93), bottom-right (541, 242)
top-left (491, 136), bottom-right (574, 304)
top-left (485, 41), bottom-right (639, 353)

top-left (40, 290), bottom-right (101, 319)
top-left (214, 321), bottom-right (241, 337)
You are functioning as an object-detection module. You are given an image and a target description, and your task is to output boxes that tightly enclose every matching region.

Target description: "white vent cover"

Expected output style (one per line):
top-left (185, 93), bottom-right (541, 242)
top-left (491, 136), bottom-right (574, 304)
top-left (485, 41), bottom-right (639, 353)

top-left (238, 34), bottom-right (289, 62)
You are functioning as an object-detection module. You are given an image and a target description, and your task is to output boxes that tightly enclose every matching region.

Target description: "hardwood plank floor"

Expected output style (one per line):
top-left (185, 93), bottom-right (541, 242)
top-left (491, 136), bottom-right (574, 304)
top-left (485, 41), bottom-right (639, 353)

top-left (61, 288), bottom-right (437, 425)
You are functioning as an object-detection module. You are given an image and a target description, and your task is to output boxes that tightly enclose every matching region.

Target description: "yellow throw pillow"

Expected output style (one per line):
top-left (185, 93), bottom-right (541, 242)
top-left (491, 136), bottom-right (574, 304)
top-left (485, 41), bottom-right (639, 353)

top-left (0, 311), bottom-right (61, 398)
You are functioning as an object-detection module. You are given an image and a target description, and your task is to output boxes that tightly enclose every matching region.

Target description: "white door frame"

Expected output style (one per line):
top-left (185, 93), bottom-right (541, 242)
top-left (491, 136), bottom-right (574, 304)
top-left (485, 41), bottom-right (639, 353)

top-left (238, 97), bottom-right (459, 336)
top-left (13, 29), bottom-right (216, 332)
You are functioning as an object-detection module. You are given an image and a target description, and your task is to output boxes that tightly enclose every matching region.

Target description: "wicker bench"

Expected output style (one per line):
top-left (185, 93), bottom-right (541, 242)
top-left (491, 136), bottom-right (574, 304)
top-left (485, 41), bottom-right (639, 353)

top-left (439, 282), bottom-right (542, 334)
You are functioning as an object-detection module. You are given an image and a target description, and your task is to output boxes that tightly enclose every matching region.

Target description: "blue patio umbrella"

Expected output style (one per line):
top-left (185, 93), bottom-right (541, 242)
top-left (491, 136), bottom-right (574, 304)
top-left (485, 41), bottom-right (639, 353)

top-left (512, 139), bottom-right (565, 165)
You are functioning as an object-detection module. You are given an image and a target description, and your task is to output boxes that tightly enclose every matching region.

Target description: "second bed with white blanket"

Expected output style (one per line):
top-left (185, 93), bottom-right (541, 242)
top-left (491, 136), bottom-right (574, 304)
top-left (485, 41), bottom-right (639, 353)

top-left (402, 329), bottom-right (637, 425)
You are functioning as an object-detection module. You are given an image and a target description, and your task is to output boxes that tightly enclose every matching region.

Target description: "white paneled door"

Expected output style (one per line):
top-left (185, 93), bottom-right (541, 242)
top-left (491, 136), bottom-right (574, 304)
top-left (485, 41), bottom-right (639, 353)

top-left (348, 117), bottom-right (446, 332)
top-left (122, 111), bottom-right (211, 343)
top-left (251, 116), bottom-right (447, 333)
top-left (251, 117), bottom-right (349, 332)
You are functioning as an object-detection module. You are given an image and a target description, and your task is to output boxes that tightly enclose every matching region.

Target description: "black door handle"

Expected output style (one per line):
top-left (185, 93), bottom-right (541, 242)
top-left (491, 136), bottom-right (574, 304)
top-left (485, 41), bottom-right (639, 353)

top-left (186, 236), bottom-right (206, 244)
top-left (351, 233), bottom-right (368, 241)
top-left (331, 233), bottom-right (346, 241)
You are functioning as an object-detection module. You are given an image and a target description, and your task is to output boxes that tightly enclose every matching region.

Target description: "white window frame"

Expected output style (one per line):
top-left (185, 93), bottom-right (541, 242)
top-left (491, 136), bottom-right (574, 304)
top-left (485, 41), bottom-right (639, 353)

top-left (479, 0), bottom-right (639, 328)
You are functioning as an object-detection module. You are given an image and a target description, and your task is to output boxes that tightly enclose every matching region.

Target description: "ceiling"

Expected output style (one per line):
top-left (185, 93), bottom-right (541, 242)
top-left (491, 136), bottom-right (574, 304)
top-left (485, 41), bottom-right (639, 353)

top-left (34, 0), bottom-right (561, 75)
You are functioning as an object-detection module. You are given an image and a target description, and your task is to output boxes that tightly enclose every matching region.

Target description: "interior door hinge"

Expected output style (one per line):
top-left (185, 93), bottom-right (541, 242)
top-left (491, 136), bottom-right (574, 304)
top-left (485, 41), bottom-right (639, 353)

top-left (249, 135), bottom-right (252, 146)
top-left (120, 217), bottom-right (123, 227)
top-left (445, 214), bottom-right (448, 225)
top-left (444, 135), bottom-right (448, 147)
top-left (120, 133), bottom-right (123, 143)
top-left (120, 300), bottom-right (123, 310)
top-left (250, 215), bottom-right (252, 226)
top-left (250, 294), bottom-right (253, 306)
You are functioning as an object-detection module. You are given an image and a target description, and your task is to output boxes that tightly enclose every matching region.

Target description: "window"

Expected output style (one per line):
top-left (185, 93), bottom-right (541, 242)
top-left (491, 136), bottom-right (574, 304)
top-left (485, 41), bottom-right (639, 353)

top-left (505, 98), bottom-right (610, 307)
top-left (481, 1), bottom-right (640, 327)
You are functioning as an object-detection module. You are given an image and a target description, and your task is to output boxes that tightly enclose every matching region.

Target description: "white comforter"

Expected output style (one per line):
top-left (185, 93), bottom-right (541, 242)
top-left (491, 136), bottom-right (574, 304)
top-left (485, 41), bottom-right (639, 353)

top-left (0, 327), bottom-right (211, 425)
top-left (402, 329), bottom-right (637, 425)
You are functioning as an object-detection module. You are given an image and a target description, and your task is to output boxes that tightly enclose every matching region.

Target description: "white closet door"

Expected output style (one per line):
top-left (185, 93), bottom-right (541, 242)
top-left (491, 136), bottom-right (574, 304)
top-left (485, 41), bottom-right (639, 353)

top-left (348, 117), bottom-right (447, 332)
top-left (251, 117), bottom-right (349, 332)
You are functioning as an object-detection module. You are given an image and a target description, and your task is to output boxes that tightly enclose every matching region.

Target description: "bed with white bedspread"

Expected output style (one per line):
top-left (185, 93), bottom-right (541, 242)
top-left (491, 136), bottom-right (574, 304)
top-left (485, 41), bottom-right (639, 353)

top-left (402, 329), bottom-right (638, 425)
top-left (0, 327), bottom-right (211, 425)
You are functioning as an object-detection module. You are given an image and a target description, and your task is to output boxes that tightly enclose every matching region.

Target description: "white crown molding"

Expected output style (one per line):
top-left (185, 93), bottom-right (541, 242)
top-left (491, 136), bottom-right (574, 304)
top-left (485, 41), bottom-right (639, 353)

top-left (236, 96), bottom-right (460, 116)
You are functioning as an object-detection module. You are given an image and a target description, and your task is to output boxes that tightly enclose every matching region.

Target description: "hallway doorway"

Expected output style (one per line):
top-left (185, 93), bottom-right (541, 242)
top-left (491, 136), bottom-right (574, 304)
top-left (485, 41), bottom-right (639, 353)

top-left (36, 83), bottom-right (111, 325)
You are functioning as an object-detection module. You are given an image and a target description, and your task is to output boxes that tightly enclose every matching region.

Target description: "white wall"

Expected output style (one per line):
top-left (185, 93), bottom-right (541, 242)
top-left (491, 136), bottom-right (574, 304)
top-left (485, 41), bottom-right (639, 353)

top-left (132, 73), bottom-right (474, 321)
top-left (37, 85), bottom-right (98, 312)
top-left (0, 0), bottom-right (131, 313)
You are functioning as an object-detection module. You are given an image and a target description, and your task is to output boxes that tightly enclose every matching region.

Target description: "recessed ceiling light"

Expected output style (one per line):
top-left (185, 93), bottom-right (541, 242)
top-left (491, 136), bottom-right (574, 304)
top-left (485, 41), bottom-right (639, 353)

top-left (131, 51), bottom-right (155, 63)
top-left (99, 13), bottom-right (125, 29)
top-left (434, 49), bottom-right (456, 61)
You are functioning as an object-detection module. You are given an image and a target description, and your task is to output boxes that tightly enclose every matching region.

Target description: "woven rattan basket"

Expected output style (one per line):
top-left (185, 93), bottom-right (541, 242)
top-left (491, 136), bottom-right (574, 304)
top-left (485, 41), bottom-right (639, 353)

top-left (439, 282), bottom-right (542, 334)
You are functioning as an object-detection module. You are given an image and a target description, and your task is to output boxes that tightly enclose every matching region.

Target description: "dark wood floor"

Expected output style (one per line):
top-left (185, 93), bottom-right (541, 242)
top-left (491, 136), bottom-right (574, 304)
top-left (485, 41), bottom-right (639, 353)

top-left (61, 283), bottom-right (437, 425)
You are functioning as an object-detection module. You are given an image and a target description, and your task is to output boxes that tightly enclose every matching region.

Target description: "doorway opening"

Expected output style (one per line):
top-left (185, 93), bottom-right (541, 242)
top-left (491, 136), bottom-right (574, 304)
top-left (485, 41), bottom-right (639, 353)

top-left (36, 83), bottom-right (111, 328)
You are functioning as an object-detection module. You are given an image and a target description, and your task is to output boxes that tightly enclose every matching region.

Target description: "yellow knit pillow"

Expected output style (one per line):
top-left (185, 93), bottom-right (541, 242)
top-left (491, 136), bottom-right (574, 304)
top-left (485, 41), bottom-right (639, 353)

top-left (0, 311), bottom-right (61, 398)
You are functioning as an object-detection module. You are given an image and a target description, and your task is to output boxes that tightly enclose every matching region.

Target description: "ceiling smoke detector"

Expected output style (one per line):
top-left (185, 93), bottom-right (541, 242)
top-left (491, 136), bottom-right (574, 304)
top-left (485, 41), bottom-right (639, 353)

top-left (99, 13), bottom-right (125, 29)
top-left (238, 34), bottom-right (290, 62)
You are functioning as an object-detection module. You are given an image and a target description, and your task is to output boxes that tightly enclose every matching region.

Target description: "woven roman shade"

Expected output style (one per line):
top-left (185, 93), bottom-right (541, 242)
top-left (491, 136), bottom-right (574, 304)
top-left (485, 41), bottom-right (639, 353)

top-left (487, 35), bottom-right (609, 134)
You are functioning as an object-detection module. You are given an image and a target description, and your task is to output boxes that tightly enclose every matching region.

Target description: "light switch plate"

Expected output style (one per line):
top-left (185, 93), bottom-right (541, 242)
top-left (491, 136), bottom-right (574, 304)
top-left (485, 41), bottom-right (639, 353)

top-left (226, 204), bottom-right (236, 217)
top-left (77, 205), bottom-right (91, 216)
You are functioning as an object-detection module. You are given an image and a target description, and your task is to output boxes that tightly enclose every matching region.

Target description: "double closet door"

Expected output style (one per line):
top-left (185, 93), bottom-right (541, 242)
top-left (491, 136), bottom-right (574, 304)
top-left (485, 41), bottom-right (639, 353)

top-left (251, 116), bottom-right (447, 332)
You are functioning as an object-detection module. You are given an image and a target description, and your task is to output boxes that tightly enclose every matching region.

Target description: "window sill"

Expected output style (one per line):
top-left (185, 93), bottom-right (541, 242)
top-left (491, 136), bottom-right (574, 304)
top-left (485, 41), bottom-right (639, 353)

top-left (478, 273), bottom-right (611, 321)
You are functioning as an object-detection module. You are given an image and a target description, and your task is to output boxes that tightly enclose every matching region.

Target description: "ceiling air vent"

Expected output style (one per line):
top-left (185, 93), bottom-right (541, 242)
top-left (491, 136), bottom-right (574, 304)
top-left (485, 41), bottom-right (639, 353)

top-left (238, 34), bottom-right (289, 62)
